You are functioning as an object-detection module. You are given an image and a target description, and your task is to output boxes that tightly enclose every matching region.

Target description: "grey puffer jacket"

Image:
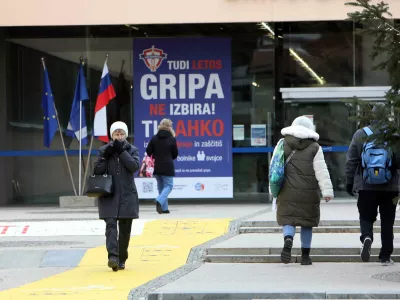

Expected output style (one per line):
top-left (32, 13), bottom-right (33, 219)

top-left (93, 141), bottom-right (140, 219)
top-left (345, 127), bottom-right (400, 192)
top-left (275, 125), bottom-right (333, 228)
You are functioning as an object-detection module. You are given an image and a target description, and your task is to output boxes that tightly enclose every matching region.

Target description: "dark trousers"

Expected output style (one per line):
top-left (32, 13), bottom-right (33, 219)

top-left (104, 218), bottom-right (133, 263)
top-left (357, 190), bottom-right (397, 260)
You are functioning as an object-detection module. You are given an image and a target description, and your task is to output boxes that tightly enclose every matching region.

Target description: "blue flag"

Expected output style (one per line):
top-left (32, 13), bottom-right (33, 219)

top-left (66, 61), bottom-right (89, 145)
top-left (42, 67), bottom-right (58, 148)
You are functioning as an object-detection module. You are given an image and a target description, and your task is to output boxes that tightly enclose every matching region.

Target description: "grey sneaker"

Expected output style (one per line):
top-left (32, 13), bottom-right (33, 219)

top-left (381, 258), bottom-right (394, 266)
top-left (361, 237), bottom-right (372, 262)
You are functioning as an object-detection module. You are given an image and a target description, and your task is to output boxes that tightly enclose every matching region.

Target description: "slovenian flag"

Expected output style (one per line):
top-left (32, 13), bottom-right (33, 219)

top-left (93, 59), bottom-right (116, 142)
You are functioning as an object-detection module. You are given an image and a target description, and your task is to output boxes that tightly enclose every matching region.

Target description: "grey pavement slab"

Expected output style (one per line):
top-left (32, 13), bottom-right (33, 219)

top-left (40, 249), bottom-right (86, 267)
top-left (0, 236), bottom-right (106, 250)
top-left (150, 263), bottom-right (400, 299)
top-left (0, 250), bottom-right (47, 269)
top-left (0, 235), bottom-right (105, 249)
top-left (0, 267), bottom-right (71, 291)
top-left (0, 249), bottom-right (88, 268)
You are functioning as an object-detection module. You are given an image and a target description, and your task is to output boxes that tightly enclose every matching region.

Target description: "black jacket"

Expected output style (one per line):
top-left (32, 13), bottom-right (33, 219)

top-left (146, 129), bottom-right (178, 176)
top-left (93, 141), bottom-right (140, 219)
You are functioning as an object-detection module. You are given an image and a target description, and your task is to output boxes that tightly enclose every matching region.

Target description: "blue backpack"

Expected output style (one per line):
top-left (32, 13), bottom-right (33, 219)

top-left (361, 127), bottom-right (393, 185)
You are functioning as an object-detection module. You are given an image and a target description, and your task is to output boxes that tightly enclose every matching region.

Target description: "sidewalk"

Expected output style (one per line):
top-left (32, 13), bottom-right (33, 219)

top-left (141, 202), bottom-right (400, 300)
top-left (148, 263), bottom-right (400, 300)
top-left (0, 203), bottom-right (265, 299)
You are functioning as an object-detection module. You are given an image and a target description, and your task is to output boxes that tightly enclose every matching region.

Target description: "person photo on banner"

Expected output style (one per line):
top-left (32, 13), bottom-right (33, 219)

top-left (93, 121), bottom-right (140, 272)
top-left (146, 118), bottom-right (179, 214)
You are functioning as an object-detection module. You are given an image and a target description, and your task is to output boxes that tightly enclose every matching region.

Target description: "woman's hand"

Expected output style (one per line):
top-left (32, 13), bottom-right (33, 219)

top-left (324, 197), bottom-right (332, 202)
top-left (113, 139), bottom-right (126, 154)
top-left (102, 145), bottom-right (115, 159)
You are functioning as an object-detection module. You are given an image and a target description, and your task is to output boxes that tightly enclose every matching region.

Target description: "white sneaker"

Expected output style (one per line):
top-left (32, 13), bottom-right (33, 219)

top-left (381, 258), bottom-right (394, 266)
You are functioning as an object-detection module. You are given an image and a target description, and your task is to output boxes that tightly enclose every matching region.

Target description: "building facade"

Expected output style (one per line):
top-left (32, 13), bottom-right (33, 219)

top-left (0, 0), bottom-right (399, 205)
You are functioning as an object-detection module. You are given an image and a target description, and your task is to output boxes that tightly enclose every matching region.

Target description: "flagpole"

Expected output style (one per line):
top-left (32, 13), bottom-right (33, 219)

top-left (82, 54), bottom-right (109, 193)
top-left (78, 57), bottom-right (83, 196)
top-left (41, 58), bottom-right (77, 196)
top-left (82, 134), bottom-right (94, 193)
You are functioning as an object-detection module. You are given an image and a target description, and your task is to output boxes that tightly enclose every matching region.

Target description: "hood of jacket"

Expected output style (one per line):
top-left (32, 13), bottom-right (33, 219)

top-left (157, 129), bottom-right (173, 139)
top-left (281, 125), bottom-right (319, 150)
top-left (157, 124), bottom-right (175, 138)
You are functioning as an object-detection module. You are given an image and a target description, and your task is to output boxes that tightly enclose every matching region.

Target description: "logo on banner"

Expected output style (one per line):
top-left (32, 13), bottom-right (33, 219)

top-left (195, 182), bottom-right (205, 192)
top-left (139, 45), bottom-right (167, 72)
top-left (214, 183), bottom-right (228, 191)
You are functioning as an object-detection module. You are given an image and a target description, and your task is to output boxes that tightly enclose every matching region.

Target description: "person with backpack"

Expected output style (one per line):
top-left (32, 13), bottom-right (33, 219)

top-left (346, 113), bottom-right (400, 266)
top-left (146, 118), bottom-right (178, 214)
top-left (270, 116), bottom-right (334, 265)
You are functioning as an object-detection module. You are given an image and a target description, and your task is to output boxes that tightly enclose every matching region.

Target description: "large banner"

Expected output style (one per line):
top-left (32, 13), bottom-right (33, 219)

top-left (133, 37), bottom-right (232, 198)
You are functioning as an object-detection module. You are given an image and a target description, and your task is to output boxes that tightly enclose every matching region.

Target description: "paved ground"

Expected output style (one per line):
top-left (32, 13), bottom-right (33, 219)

top-left (0, 203), bottom-right (264, 221)
top-left (0, 203), bottom-right (265, 299)
top-left (3, 200), bottom-right (397, 300)
top-left (144, 201), bottom-right (400, 300)
top-left (149, 263), bottom-right (400, 299)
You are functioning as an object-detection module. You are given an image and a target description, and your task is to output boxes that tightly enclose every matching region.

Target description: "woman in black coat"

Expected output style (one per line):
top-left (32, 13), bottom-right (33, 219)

top-left (93, 121), bottom-right (140, 272)
top-left (146, 118), bottom-right (178, 214)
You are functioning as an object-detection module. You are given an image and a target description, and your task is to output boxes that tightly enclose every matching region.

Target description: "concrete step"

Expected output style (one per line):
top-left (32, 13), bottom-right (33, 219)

top-left (207, 233), bottom-right (400, 257)
top-left (241, 220), bottom-right (400, 227)
top-left (239, 226), bottom-right (400, 234)
top-left (205, 254), bottom-right (400, 263)
top-left (208, 246), bottom-right (400, 256)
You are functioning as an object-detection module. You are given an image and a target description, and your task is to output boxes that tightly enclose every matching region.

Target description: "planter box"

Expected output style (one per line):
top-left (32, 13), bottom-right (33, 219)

top-left (59, 196), bottom-right (98, 208)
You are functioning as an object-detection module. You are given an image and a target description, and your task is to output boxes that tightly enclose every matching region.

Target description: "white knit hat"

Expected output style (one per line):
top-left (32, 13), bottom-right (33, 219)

top-left (110, 121), bottom-right (128, 137)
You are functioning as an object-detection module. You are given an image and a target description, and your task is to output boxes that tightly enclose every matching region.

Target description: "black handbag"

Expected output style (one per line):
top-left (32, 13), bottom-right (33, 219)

top-left (85, 165), bottom-right (114, 198)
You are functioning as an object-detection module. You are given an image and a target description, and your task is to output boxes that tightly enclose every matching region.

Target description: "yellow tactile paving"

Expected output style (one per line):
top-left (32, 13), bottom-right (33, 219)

top-left (0, 218), bottom-right (231, 300)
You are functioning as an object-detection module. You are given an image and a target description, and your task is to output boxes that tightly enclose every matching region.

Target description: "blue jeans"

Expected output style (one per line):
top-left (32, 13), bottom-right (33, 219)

top-left (283, 225), bottom-right (313, 248)
top-left (154, 175), bottom-right (173, 211)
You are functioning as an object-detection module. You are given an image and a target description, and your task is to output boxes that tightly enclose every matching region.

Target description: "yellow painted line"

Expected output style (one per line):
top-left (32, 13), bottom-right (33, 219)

top-left (0, 218), bottom-right (231, 300)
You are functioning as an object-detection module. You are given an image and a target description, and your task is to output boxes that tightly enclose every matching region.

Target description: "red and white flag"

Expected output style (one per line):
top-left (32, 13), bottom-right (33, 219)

top-left (93, 60), bottom-right (116, 142)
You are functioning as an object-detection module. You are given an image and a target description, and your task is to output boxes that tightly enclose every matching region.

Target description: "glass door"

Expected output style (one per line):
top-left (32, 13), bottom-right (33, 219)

top-left (285, 101), bottom-right (357, 197)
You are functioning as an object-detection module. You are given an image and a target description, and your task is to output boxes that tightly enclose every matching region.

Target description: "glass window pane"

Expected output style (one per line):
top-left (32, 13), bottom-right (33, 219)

top-left (282, 21), bottom-right (356, 87)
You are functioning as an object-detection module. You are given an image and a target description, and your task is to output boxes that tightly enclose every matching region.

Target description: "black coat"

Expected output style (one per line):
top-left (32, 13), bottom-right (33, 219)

top-left (93, 141), bottom-right (140, 219)
top-left (146, 129), bottom-right (178, 176)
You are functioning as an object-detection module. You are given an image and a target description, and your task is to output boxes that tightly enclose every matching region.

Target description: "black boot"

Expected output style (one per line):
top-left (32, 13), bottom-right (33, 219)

top-left (108, 257), bottom-right (119, 272)
top-left (156, 201), bottom-right (162, 214)
top-left (301, 248), bottom-right (312, 265)
top-left (280, 235), bottom-right (293, 264)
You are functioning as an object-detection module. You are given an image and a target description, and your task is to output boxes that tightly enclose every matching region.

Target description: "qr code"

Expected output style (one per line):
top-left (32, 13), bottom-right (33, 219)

top-left (143, 182), bottom-right (154, 193)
